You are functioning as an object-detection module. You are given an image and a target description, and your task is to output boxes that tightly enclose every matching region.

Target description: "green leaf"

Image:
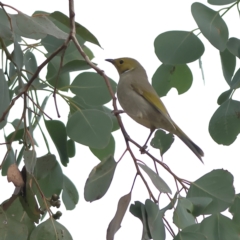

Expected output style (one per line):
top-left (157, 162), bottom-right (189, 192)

top-left (230, 68), bottom-right (240, 89)
top-left (200, 214), bottom-right (239, 240)
top-left (145, 200), bottom-right (165, 240)
top-left (67, 109), bottom-right (112, 149)
top-left (90, 134), bottom-right (115, 161)
top-left (107, 192), bottom-right (131, 240)
top-left (29, 218), bottom-right (73, 240)
top-left (160, 192), bottom-right (178, 214)
top-left (62, 175), bottom-right (79, 210)
top-left (229, 194), bottom-right (240, 231)
top-left (208, 0), bottom-right (237, 5)
top-left (173, 197), bottom-right (196, 229)
top-left (130, 201), bottom-right (152, 240)
top-left (150, 129), bottom-right (174, 156)
top-left (0, 206), bottom-right (29, 240)
top-left (67, 139), bottom-right (75, 158)
top-left (60, 60), bottom-right (91, 74)
top-left (220, 48), bottom-right (236, 85)
top-left (174, 224), bottom-right (206, 240)
top-left (45, 120), bottom-right (69, 166)
top-left (1, 147), bottom-right (15, 176)
top-left (35, 154), bottom-right (63, 198)
top-left (84, 155), bottom-right (117, 202)
top-left (191, 2), bottom-right (228, 51)
top-left (0, 20), bottom-right (12, 40)
top-left (227, 37), bottom-right (240, 58)
top-left (23, 149), bottom-right (37, 174)
top-left (70, 72), bottom-right (117, 106)
top-left (209, 99), bottom-right (240, 145)
top-left (6, 128), bottom-right (24, 142)
top-left (0, 69), bottom-right (10, 129)
top-left (49, 11), bottom-right (101, 47)
top-left (102, 106), bottom-right (120, 132)
top-left (10, 12), bottom-right (68, 40)
top-left (187, 169), bottom-right (235, 214)
top-left (187, 197), bottom-right (212, 217)
top-left (154, 31), bottom-right (204, 64)
top-left (217, 89), bottom-right (233, 105)
top-left (138, 163), bottom-right (172, 194)
top-left (152, 64), bottom-right (193, 96)
top-left (12, 37), bottom-right (23, 70)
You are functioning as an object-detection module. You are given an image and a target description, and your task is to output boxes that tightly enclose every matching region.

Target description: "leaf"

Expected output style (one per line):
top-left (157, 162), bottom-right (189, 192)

top-left (70, 72), bottom-right (117, 106)
top-left (220, 48), bottom-right (236, 85)
top-left (107, 192), bottom-right (131, 240)
top-left (138, 163), bottom-right (171, 194)
top-left (209, 99), bottom-right (240, 145)
top-left (29, 218), bottom-right (73, 240)
top-left (208, 0), bottom-right (237, 5)
top-left (187, 197), bottom-right (213, 217)
top-left (145, 200), bottom-right (165, 240)
top-left (0, 22), bottom-right (12, 40)
top-left (1, 147), bottom-right (15, 176)
top-left (200, 214), bottom-right (239, 240)
top-left (160, 192), bottom-right (178, 214)
top-left (60, 60), bottom-right (91, 74)
top-left (12, 37), bottom-right (23, 70)
top-left (173, 197), bottom-right (196, 229)
top-left (0, 206), bottom-right (29, 240)
top-left (67, 139), bottom-right (75, 158)
top-left (90, 134), bottom-right (115, 161)
top-left (84, 155), bottom-right (117, 202)
top-left (217, 89), bottom-right (233, 105)
top-left (130, 201), bottom-right (152, 240)
top-left (191, 2), bottom-right (228, 51)
top-left (7, 163), bottom-right (24, 187)
top-left (66, 109), bottom-right (112, 149)
top-left (227, 37), bottom-right (240, 58)
top-left (174, 224), bottom-right (206, 240)
top-left (150, 129), bottom-right (174, 156)
top-left (0, 69), bottom-right (10, 129)
top-left (187, 169), bottom-right (235, 214)
top-left (230, 68), bottom-right (240, 89)
top-left (23, 149), bottom-right (37, 174)
top-left (6, 128), bottom-right (24, 142)
top-left (154, 31), bottom-right (204, 64)
top-left (229, 194), bottom-right (240, 231)
top-left (10, 12), bottom-right (68, 40)
top-left (62, 175), bottom-right (79, 210)
top-left (45, 120), bottom-right (69, 166)
top-left (152, 64), bottom-right (193, 96)
top-left (49, 11), bottom-right (101, 47)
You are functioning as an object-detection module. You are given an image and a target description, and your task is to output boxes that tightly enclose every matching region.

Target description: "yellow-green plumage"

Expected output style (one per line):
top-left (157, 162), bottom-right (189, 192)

top-left (106, 57), bottom-right (204, 163)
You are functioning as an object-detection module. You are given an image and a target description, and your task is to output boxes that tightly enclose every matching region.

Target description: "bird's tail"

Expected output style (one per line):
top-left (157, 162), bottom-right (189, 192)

top-left (175, 125), bottom-right (204, 163)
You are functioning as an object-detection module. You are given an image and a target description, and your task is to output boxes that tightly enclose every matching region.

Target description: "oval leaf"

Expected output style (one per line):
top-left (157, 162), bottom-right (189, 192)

top-left (107, 192), bottom-right (131, 240)
top-left (150, 129), bottom-right (174, 156)
top-left (154, 31), bottom-right (204, 64)
top-left (209, 99), bottom-right (240, 145)
top-left (84, 155), bottom-right (117, 202)
top-left (138, 163), bottom-right (172, 194)
top-left (152, 64), bottom-right (193, 96)
top-left (70, 72), bottom-right (117, 106)
top-left (227, 37), bottom-right (240, 58)
top-left (67, 139), bottom-right (75, 158)
top-left (230, 68), bottom-right (240, 89)
top-left (45, 119), bottom-right (69, 166)
top-left (220, 48), bottom-right (236, 85)
top-left (67, 109), bottom-right (112, 149)
top-left (62, 175), bottom-right (79, 210)
top-left (187, 169), bottom-right (235, 214)
top-left (208, 0), bottom-right (237, 5)
top-left (191, 2), bottom-right (228, 51)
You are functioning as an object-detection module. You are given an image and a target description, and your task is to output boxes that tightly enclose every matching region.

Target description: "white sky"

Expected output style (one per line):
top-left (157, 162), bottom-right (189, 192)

top-left (1, 0), bottom-right (240, 239)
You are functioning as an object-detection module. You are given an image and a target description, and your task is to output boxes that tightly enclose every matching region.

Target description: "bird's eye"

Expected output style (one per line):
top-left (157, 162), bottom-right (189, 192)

top-left (119, 60), bottom-right (124, 64)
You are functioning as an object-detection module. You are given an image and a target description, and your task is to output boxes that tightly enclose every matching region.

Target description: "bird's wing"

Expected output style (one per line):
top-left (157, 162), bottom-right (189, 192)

top-left (131, 84), bottom-right (176, 129)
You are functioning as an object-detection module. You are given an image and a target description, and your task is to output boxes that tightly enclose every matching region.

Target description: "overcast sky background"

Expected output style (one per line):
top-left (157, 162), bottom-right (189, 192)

top-left (1, 0), bottom-right (240, 239)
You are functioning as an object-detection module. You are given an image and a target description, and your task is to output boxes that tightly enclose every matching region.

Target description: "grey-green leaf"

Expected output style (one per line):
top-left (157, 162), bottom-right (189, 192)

top-left (227, 37), bottom-right (240, 59)
top-left (107, 192), bottom-right (131, 240)
top-left (138, 163), bottom-right (172, 194)
top-left (187, 169), bottom-right (235, 214)
top-left (208, 0), bottom-right (237, 5)
top-left (209, 99), bottom-right (240, 145)
top-left (24, 149), bottom-right (37, 174)
top-left (154, 31), bottom-right (204, 64)
top-left (62, 175), bottom-right (79, 210)
top-left (84, 155), bottom-right (117, 202)
top-left (0, 69), bottom-right (10, 129)
top-left (67, 109), bottom-right (112, 149)
top-left (217, 89), bottom-right (233, 105)
top-left (152, 64), bottom-right (193, 96)
top-left (191, 2), bottom-right (228, 51)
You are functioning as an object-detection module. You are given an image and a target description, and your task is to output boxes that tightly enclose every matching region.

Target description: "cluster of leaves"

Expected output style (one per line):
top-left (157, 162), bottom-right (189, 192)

top-left (0, 0), bottom-right (240, 240)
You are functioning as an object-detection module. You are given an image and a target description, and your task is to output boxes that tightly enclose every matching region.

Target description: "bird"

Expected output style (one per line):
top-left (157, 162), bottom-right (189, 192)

top-left (106, 57), bottom-right (204, 163)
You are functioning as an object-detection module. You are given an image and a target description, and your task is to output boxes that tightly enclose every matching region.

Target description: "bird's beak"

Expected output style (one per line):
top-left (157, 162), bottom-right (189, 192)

top-left (105, 59), bottom-right (114, 64)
